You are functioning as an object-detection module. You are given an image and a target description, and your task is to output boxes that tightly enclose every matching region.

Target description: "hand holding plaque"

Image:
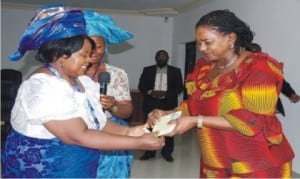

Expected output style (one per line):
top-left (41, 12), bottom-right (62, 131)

top-left (152, 111), bottom-right (182, 137)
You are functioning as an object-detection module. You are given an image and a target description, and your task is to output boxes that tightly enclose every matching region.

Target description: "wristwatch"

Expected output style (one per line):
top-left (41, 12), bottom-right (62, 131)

top-left (111, 104), bottom-right (118, 113)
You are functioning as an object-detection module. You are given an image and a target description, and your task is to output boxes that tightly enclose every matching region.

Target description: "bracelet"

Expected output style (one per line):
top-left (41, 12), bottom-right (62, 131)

top-left (197, 115), bottom-right (204, 128)
top-left (124, 127), bottom-right (130, 136)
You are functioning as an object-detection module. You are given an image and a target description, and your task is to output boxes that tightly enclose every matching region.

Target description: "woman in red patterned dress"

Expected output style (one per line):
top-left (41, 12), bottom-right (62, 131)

top-left (147, 9), bottom-right (294, 178)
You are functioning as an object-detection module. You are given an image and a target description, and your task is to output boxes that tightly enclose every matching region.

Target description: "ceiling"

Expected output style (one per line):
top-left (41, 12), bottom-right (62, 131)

top-left (2, 0), bottom-right (208, 16)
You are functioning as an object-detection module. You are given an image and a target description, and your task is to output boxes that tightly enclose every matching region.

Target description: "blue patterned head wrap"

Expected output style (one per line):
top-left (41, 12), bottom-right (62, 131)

top-left (9, 4), bottom-right (86, 61)
top-left (84, 10), bottom-right (133, 45)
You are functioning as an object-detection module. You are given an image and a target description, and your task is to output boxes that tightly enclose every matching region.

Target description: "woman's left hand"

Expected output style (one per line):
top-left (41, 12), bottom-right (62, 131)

top-left (290, 94), bottom-right (300, 103)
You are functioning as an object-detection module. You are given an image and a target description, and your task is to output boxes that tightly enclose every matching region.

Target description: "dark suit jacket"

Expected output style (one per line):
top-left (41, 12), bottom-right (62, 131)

top-left (277, 79), bottom-right (296, 116)
top-left (138, 65), bottom-right (183, 116)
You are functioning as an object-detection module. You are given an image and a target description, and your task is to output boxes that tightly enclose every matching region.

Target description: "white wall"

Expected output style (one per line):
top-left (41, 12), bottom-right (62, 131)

top-left (173, 0), bottom-right (300, 173)
top-left (1, 8), bottom-right (42, 77)
top-left (103, 14), bottom-right (174, 89)
top-left (1, 7), bottom-right (174, 89)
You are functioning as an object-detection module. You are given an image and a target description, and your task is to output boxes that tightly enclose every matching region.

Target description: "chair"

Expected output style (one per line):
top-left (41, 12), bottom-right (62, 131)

top-left (1, 69), bottom-right (22, 148)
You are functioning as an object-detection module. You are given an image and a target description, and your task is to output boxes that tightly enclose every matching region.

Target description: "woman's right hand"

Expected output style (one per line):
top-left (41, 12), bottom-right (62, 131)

top-left (146, 109), bottom-right (170, 128)
top-left (100, 95), bottom-right (116, 110)
top-left (138, 133), bottom-right (165, 150)
top-left (166, 116), bottom-right (197, 136)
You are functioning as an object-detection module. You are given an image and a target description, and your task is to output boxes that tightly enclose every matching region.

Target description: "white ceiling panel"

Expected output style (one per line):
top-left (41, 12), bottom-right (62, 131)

top-left (2, 0), bottom-right (208, 16)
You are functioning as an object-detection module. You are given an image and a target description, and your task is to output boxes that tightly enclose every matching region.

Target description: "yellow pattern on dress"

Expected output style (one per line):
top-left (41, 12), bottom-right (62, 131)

top-left (242, 85), bottom-right (278, 115)
top-left (198, 128), bottom-right (226, 168)
top-left (232, 161), bottom-right (252, 174)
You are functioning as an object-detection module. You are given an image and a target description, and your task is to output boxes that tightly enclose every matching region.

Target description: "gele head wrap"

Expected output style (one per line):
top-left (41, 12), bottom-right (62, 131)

top-left (9, 4), bottom-right (86, 61)
top-left (84, 10), bottom-right (133, 45)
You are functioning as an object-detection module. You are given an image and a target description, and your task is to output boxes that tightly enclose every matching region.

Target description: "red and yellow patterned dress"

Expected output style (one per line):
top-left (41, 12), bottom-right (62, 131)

top-left (179, 53), bottom-right (294, 177)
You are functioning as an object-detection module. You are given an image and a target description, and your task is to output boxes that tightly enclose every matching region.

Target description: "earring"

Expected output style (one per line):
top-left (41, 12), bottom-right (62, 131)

top-left (230, 44), bottom-right (234, 49)
top-left (239, 47), bottom-right (243, 53)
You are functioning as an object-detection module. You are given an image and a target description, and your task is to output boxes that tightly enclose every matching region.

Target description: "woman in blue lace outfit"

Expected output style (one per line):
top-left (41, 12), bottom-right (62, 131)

top-left (84, 10), bottom-right (134, 178)
top-left (1, 4), bottom-right (164, 178)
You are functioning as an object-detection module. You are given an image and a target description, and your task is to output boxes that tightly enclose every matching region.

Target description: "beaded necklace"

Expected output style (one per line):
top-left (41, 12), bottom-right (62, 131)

top-left (217, 56), bottom-right (237, 69)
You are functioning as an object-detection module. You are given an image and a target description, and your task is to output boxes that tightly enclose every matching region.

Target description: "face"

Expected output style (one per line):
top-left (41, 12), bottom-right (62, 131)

top-left (90, 36), bottom-right (105, 64)
top-left (155, 51), bottom-right (169, 68)
top-left (195, 25), bottom-right (235, 62)
top-left (61, 39), bottom-right (92, 77)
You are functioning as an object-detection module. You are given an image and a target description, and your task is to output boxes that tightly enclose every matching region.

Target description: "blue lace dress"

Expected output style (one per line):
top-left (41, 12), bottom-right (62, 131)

top-left (2, 129), bottom-right (99, 178)
top-left (96, 116), bottom-right (133, 178)
top-left (96, 64), bottom-right (133, 178)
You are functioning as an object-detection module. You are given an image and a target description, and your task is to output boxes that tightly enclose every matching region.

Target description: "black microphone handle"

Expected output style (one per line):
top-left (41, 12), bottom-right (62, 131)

top-left (100, 83), bottom-right (107, 95)
top-left (99, 83), bottom-right (107, 112)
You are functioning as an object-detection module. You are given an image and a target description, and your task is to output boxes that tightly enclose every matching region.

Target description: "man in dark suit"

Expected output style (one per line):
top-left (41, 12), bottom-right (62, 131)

top-left (277, 80), bottom-right (300, 116)
top-left (138, 50), bottom-right (183, 162)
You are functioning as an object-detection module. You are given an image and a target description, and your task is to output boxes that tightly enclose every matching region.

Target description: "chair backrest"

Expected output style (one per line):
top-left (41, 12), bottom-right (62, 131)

top-left (1, 69), bottom-right (22, 84)
top-left (1, 69), bottom-right (22, 148)
top-left (1, 69), bottom-right (22, 120)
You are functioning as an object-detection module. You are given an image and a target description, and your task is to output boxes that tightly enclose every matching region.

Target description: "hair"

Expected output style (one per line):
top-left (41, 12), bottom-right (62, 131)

top-left (155, 50), bottom-right (169, 58)
top-left (35, 35), bottom-right (95, 63)
top-left (246, 43), bottom-right (262, 53)
top-left (195, 9), bottom-right (254, 54)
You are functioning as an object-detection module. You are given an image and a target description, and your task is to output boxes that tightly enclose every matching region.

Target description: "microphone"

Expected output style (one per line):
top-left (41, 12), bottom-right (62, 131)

top-left (98, 72), bottom-right (111, 95)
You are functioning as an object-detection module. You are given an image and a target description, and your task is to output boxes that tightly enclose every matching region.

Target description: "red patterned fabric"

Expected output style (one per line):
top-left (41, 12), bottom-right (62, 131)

top-left (180, 53), bottom-right (294, 176)
top-left (200, 159), bottom-right (292, 178)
